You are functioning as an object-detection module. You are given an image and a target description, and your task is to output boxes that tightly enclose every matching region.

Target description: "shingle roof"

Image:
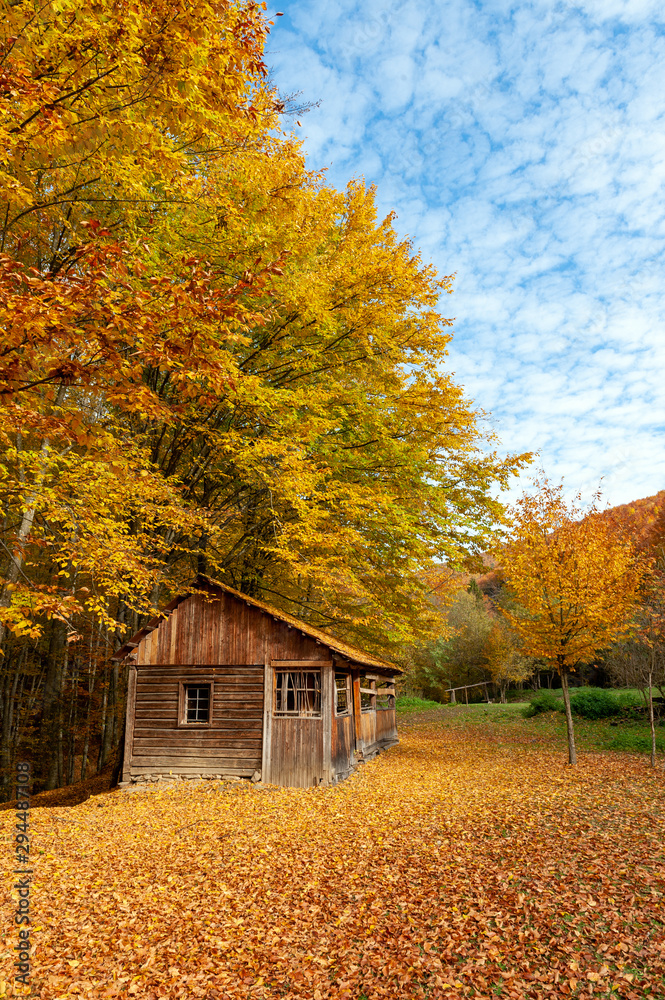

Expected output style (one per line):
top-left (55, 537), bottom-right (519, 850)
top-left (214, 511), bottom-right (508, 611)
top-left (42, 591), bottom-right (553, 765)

top-left (113, 574), bottom-right (400, 673)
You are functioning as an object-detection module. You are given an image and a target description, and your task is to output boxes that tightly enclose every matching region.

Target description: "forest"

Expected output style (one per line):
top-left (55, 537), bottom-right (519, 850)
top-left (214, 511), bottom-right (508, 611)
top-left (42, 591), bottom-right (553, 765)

top-left (1, 0), bottom-right (664, 798)
top-left (2, 2), bottom-right (664, 997)
top-left (0, 0), bottom-right (533, 798)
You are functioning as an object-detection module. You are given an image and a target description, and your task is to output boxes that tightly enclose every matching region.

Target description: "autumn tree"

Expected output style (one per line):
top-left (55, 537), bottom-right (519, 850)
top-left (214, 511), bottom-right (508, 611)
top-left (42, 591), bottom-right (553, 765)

top-left (485, 620), bottom-right (533, 703)
top-left (499, 479), bottom-right (643, 765)
top-left (606, 559), bottom-right (665, 766)
top-left (0, 0), bottom-right (279, 641)
top-left (0, 0), bottom-right (531, 794)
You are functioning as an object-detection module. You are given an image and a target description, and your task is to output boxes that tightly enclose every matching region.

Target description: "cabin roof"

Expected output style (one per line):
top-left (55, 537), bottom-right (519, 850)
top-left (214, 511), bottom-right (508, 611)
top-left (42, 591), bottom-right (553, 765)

top-left (113, 574), bottom-right (401, 673)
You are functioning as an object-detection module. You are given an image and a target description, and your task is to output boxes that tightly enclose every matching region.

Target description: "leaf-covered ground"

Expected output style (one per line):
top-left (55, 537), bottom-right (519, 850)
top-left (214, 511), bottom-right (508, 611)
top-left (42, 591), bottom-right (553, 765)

top-left (3, 710), bottom-right (665, 999)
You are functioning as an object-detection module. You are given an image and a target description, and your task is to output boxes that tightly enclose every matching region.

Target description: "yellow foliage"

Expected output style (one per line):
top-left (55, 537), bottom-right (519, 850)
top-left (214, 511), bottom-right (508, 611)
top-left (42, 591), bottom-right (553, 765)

top-left (0, 0), bottom-right (531, 651)
top-left (0, 0), bottom-right (274, 260)
top-left (485, 621), bottom-right (532, 694)
top-left (499, 479), bottom-right (644, 670)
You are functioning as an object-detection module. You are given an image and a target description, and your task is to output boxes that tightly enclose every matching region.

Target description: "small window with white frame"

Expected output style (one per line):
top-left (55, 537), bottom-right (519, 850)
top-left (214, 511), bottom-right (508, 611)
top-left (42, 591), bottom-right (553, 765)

top-left (335, 674), bottom-right (351, 716)
top-left (178, 680), bottom-right (214, 727)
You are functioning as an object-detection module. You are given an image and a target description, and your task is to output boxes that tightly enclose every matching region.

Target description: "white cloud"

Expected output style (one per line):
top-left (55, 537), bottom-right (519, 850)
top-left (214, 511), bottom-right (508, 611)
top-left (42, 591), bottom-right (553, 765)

top-left (267, 0), bottom-right (665, 508)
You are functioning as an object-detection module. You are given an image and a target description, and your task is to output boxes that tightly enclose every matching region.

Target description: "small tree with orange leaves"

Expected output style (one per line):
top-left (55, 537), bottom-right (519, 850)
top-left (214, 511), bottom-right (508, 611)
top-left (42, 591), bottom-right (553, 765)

top-left (499, 478), bottom-right (644, 765)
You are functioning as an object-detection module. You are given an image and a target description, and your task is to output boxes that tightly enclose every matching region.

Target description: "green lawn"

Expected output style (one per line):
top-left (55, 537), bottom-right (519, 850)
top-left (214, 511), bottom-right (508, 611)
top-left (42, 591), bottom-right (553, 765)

top-left (397, 694), bottom-right (665, 757)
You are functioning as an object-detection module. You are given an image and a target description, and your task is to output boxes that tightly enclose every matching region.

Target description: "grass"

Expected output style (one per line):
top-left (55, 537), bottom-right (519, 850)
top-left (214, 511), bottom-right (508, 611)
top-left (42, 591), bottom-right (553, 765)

top-left (395, 694), bottom-right (445, 712)
top-left (396, 694), bottom-right (665, 757)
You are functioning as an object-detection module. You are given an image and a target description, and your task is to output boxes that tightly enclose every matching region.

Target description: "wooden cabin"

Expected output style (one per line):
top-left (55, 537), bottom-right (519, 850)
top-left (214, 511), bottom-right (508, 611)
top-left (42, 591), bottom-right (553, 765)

top-left (113, 576), bottom-right (400, 788)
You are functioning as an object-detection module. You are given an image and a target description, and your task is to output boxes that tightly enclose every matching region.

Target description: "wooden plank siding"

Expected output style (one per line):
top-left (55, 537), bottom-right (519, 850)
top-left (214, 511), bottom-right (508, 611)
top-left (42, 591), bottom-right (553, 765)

top-left (376, 708), bottom-right (398, 746)
top-left (130, 665), bottom-right (263, 778)
top-left (360, 707), bottom-right (377, 749)
top-left (332, 712), bottom-right (355, 780)
top-left (134, 592), bottom-right (342, 668)
top-left (268, 717), bottom-right (324, 788)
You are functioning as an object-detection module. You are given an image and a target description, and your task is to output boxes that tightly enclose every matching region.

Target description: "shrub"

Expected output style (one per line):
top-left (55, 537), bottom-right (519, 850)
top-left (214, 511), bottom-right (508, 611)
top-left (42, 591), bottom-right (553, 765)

top-left (569, 688), bottom-right (622, 720)
top-left (396, 696), bottom-right (444, 713)
top-left (522, 691), bottom-right (563, 717)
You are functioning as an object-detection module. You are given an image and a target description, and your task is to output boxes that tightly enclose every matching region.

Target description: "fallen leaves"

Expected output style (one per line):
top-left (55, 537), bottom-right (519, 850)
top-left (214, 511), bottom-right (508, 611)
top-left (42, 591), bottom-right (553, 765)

top-left (2, 713), bottom-right (664, 998)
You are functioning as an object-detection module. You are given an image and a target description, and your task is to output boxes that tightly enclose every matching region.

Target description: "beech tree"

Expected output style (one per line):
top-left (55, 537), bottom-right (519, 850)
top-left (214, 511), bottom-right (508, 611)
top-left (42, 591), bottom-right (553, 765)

top-left (0, 0), bottom-right (531, 793)
top-left (499, 479), bottom-right (643, 765)
top-left (0, 0), bottom-right (273, 670)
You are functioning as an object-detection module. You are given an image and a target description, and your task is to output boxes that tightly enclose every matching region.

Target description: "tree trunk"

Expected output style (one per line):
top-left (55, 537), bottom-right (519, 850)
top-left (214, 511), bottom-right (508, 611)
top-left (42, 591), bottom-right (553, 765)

top-left (559, 666), bottom-right (577, 766)
top-left (81, 628), bottom-right (98, 781)
top-left (108, 662), bottom-right (118, 752)
top-left (41, 620), bottom-right (66, 790)
top-left (0, 664), bottom-right (19, 798)
top-left (647, 650), bottom-right (656, 768)
top-left (0, 434), bottom-right (54, 650)
top-left (98, 664), bottom-right (109, 770)
top-left (66, 652), bottom-right (79, 785)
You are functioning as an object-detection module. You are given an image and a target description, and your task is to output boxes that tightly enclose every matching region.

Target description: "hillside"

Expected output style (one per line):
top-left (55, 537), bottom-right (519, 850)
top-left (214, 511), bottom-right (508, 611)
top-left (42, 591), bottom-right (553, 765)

top-left (474, 490), bottom-right (665, 598)
top-left (598, 489), bottom-right (665, 553)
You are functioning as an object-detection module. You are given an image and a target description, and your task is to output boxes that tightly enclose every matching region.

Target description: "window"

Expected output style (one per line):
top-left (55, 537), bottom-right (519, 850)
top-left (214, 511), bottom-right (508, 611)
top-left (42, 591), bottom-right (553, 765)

top-left (376, 685), bottom-right (396, 710)
top-left (335, 674), bottom-right (351, 716)
top-left (274, 671), bottom-right (321, 717)
top-left (178, 680), bottom-right (214, 727)
top-left (359, 675), bottom-right (376, 712)
top-left (186, 685), bottom-right (210, 723)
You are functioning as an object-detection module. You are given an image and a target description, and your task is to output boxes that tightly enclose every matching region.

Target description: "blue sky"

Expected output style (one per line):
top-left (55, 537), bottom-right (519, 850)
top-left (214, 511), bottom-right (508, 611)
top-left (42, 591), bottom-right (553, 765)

top-left (266, 0), bottom-right (665, 508)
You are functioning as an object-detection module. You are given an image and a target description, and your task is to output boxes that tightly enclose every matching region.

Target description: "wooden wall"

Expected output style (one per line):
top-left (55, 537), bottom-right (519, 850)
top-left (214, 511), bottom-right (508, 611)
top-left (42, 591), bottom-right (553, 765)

top-left (134, 591), bottom-right (337, 667)
top-left (376, 708), bottom-right (398, 745)
top-left (268, 717), bottom-right (324, 788)
top-left (332, 712), bottom-right (355, 780)
top-left (130, 663), bottom-right (263, 778)
top-left (359, 707), bottom-right (377, 748)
